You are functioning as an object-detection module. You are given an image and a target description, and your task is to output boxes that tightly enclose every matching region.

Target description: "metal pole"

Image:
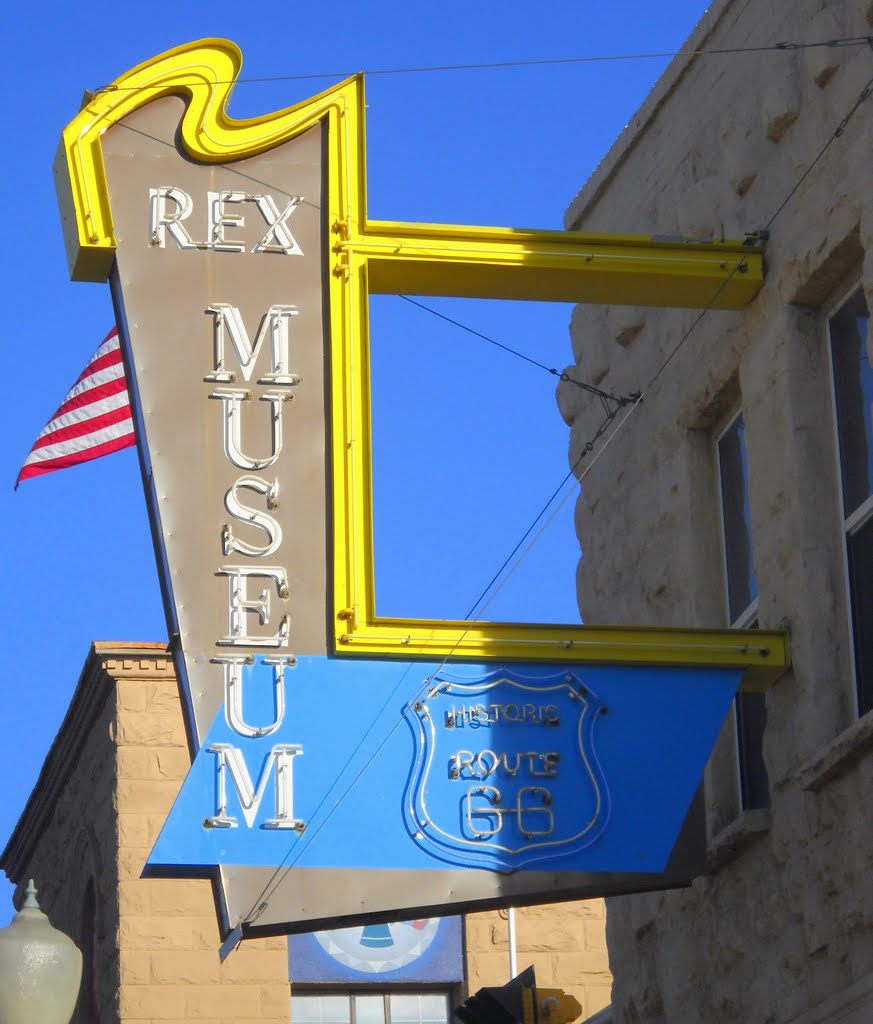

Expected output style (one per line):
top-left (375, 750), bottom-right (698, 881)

top-left (507, 907), bottom-right (518, 978)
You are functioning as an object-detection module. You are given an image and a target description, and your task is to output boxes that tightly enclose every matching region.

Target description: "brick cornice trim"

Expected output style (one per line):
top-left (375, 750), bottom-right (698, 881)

top-left (96, 639), bottom-right (175, 679)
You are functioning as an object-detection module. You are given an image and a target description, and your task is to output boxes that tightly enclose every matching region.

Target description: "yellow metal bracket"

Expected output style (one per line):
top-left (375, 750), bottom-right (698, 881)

top-left (56, 39), bottom-right (784, 690)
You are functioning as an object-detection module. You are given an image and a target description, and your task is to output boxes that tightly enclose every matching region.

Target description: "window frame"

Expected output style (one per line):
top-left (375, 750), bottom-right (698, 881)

top-left (714, 408), bottom-right (770, 815)
top-left (715, 409), bottom-right (759, 630)
top-left (826, 281), bottom-right (873, 718)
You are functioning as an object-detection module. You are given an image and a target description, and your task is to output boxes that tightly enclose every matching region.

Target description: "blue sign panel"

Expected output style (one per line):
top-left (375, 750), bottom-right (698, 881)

top-left (147, 657), bottom-right (740, 875)
top-left (289, 916), bottom-right (464, 983)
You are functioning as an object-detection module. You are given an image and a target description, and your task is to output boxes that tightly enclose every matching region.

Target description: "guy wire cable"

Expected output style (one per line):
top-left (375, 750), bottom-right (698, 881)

top-left (397, 295), bottom-right (638, 408)
top-left (240, 255), bottom-right (744, 924)
top-left (242, 403), bottom-right (620, 927)
top-left (242, 53), bottom-right (873, 927)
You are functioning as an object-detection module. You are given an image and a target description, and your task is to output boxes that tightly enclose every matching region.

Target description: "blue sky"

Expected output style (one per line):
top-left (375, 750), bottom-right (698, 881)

top-left (0, 0), bottom-right (712, 924)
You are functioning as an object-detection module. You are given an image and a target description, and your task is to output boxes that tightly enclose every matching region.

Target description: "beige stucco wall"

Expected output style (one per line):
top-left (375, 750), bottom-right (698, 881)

top-left (2, 643), bottom-right (611, 1023)
top-left (560, 0), bottom-right (873, 1021)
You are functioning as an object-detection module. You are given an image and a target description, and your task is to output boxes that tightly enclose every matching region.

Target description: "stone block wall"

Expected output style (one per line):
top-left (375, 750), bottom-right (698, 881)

top-left (559, 0), bottom-right (873, 1021)
top-left (465, 904), bottom-right (611, 1020)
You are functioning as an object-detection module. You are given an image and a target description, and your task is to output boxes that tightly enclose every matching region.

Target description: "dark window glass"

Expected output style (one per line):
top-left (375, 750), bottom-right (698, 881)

top-left (736, 691), bottom-right (770, 810)
top-left (830, 288), bottom-right (873, 517)
top-left (733, 611), bottom-right (770, 811)
top-left (846, 515), bottom-right (873, 715)
top-left (718, 414), bottom-right (758, 622)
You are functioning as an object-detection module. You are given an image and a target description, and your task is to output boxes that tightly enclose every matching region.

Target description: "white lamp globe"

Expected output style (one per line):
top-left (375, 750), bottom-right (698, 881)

top-left (0, 880), bottom-right (83, 1024)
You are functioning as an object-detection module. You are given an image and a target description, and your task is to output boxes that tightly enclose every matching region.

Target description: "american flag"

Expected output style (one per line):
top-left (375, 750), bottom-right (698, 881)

top-left (16, 327), bottom-right (135, 488)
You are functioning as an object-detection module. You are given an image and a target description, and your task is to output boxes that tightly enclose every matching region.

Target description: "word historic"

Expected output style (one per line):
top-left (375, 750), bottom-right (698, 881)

top-left (436, 693), bottom-right (564, 841)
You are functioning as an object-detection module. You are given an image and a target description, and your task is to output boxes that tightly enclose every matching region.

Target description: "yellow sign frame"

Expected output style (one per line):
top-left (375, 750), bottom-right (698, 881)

top-left (55, 39), bottom-right (787, 690)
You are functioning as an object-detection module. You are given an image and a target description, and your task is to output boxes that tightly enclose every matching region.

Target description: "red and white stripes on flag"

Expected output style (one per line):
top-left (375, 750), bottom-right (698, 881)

top-left (16, 327), bottom-right (135, 488)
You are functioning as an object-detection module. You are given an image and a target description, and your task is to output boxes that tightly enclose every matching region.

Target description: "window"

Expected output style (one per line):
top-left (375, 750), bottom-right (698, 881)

top-left (288, 918), bottom-right (464, 1024)
top-left (828, 286), bottom-right (873, 715)
top-left (716, 411), bottom-right (770, 812)
top-left (293, 992), bottom-right (451, 1024)
top-left (716, 413), bottom-right (757, 627)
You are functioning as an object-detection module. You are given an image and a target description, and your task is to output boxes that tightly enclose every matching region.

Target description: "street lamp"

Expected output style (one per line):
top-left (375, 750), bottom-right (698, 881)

top-left (0, 880), bottom-right (83, 1024)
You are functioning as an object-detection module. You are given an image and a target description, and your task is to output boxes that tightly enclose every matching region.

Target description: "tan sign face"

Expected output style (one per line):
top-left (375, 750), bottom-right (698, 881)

top-left (103, 95), bottom-right (328, 741)
top-left (102, 95), bottom-right (338, 938)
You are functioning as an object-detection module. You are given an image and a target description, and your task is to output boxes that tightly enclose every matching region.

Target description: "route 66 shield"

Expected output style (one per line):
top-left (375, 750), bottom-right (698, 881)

top-left (403, 667), bottom-right (609, 872)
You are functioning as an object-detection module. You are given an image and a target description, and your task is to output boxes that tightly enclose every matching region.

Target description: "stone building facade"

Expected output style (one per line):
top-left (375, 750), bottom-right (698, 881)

top-left (558, 1), bottom-right (873, 1021)
top-left (0, 642), bottom-right (611, 1024)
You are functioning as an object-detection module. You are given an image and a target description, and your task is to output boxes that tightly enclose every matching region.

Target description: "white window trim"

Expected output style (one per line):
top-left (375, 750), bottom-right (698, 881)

top-left (714, 406), bottom-right (761, 815)
top-left (714, 408), bottom-right (759, 630)
top-left (844, 491), bottom-right (873, 537)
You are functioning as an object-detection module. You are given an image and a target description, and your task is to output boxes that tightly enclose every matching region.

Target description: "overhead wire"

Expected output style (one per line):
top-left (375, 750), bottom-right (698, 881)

top-left (93, 35), bottom-right (873, 93)
top-left (241, 52), bottom-right (873, 928)
top-left (397, 295), bottom-right (638, 407)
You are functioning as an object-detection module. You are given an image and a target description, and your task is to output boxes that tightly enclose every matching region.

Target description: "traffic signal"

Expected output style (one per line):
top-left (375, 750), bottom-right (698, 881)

top-left (534, 988), bottom-right (583, 1024)
top-left (455, 966), bottom-right (582, 1024)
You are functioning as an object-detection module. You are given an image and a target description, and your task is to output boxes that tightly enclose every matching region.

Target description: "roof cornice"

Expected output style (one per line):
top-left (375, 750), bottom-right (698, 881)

top-left (1, 642), bottom-right (171, 882)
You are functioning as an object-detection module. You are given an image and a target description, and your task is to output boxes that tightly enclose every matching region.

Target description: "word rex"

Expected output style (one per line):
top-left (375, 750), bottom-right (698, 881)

top-left (54, 39), bottom-right (789, 943)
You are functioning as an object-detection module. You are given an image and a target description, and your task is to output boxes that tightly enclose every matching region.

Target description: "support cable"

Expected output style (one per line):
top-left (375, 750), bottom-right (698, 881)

top-left (243, 60), bottom-right (873, 927)
top-left (398, 294), bottom-right (639, 407)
